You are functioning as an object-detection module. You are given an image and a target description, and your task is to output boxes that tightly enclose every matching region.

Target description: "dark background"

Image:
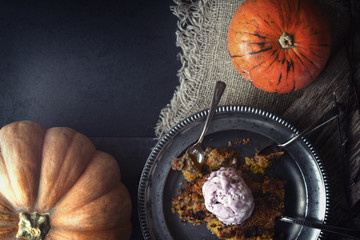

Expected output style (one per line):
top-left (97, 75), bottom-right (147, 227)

top-left (0, 1), bottom-right (180, 239)
top-left (0, 0), bottom-right (180, 137)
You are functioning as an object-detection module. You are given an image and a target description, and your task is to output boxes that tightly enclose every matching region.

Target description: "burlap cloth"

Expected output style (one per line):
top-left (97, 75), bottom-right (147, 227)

top-left (155, 0), bottom-right (360, 229)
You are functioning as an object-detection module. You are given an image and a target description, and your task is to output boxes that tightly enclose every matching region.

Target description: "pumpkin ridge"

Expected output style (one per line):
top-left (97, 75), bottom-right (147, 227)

top-left (292, 50), bottom-right (304, 65)
top-left (51, 130), bottom-right (76, 182)
top-left (0, 194), bottom-right (18, 235)
top-left (47, 150), bottom-right (99, 216)
top-left (247, 46), bottom-right (272, 55)
top-left (47, 224), bottom-right (126, 232)
top-left (293, 48), bottom-right (318, 69)
top-left (237, 31), bottom-right (268, 40)
top-left (50, 151), bottom-right (120, 217)
top-left (245, 18), bottom-right (281, 37)
top-left (51, 176), bottom-right (120, 219)
top-left (0, 151), bottom-right (17, 209)
top-left (257, 14), bottom-right (284, 36)
top-left (251, 61), bottom-right (265, 70)
top-left (302, 50), bottom-right (322, 60)
top-left (0, 194), bottom-right (17, 213)
top-left (47, 222), bottom-right (132, 240)
top-left (51, 183), bottom-right (130, 231)
top-left (51, 130), bottom-right (75, 183)
top-left (73, 185), bottom-right (119, 215)
top-left (286, 59), bottom-right (295, 77)
top-left (275, 0), bottom-right (287, 33)
top-left (293, 45), bottom-right (328, 60)
top-left (0, 121), bottom-right (45, 211)
top-left (38, 130), bottom-right (98, 213)
top-left (265, 51), bottom-right (280, 71)
top-left (270, 49), bottom-right (278, 57)
top-left (247, 42), bottom-right (272, 47)
top-left (35, 129), bottom-right (77, 211)
top-left (240, 21), bottom-right (266, 35)
top-left (286, 0), bottom-right (302, 34)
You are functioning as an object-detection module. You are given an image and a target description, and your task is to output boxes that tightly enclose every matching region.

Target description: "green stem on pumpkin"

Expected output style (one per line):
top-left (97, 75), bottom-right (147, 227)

top-left (278, 32), bottom-right (295, 49)
top-left (17, 212), bottom-right (51, 240)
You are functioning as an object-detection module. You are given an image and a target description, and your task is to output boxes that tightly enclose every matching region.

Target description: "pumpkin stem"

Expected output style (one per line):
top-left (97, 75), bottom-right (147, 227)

top-left (278, 32), bottom-right (294, 49)
top-left (17, 212), bottom-right (51, 240)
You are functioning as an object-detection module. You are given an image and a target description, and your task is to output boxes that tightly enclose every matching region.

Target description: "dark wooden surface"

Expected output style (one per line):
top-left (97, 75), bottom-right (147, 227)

top-left (283, 31), bottom-right (360, 236)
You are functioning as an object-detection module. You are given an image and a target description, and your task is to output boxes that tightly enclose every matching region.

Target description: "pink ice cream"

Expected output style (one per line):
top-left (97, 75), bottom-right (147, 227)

top-left (202, 167), bottom-right (254, 225)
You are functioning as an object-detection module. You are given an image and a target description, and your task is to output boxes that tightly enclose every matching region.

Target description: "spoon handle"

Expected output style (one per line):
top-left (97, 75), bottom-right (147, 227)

top-left (279, 216), bottom-right (360, 239)
top-left (281, 106), bottom-right (339, 147)
top-left (196, 81), bottom-right (226, 145)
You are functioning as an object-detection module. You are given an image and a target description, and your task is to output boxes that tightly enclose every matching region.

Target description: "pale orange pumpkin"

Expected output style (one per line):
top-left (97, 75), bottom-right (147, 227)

top-left (0, 121), bottom-right (132, 240)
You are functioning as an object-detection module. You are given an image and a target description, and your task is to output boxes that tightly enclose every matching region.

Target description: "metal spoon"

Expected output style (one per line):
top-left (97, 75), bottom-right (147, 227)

top-left (279, 216), bottom-right (360, 239)
top-left (186, 81), bottom-right (226, 165)
top-left (257, 106), bottom-right (339, 156)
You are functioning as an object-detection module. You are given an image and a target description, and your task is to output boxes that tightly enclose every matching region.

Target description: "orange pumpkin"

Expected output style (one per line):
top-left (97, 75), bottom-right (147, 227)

top-left (228, 0), bottom-right (331, 93)
top-left (0, 121), bottom-right (132, 240)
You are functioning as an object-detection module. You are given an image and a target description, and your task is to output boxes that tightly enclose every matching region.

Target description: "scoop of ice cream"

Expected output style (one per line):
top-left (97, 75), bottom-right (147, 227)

top-left (202, 167), bottom-right (254, 225)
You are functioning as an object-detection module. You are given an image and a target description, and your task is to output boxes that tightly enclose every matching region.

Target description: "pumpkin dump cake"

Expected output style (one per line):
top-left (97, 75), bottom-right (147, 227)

top-left (171, 146), bottom-right (286, 240)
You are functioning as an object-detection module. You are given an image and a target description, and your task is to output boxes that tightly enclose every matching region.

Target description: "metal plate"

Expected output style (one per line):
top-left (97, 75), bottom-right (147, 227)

top-left (138, 106), bottom-right (330, 240)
